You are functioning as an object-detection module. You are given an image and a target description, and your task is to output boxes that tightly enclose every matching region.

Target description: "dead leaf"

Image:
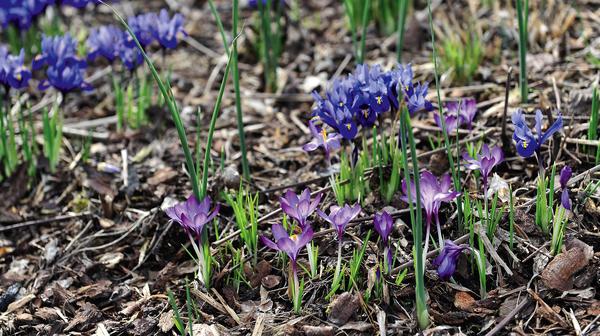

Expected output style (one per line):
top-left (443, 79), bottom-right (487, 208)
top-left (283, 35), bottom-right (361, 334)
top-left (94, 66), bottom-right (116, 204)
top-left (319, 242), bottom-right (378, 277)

top-left (65, 302), bottom-right (103, 332)
top-left (261, 275), bottom-right (281, 289)
top-left (99, 252), bottom-right (124, 269)
top-left (454, 291), bottom-right (476, 312)
top-left (147, 167), bottom-right (177, 186)
top-left (303, 325), bottom-right (334, 336)
top-left (541, 239), bottom-right (593, 291)
top-left (328, 292), bottom-right (359, 326)
top-left (159, 311), bottom-right (175, 333)
top-left (192, 323), bottom-right (221, 336)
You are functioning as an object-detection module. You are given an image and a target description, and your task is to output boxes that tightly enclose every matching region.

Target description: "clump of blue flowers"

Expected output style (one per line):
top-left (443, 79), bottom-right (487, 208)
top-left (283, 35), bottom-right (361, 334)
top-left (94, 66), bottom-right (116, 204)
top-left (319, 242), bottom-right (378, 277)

top-left (0, 47), bottom-right (32, 91)
top-left (310, 64), bottom-right (433, 142)
top-left (34, 34), bottom-right (91, 93)
top-left (0, 1), bottom-right (109, 30)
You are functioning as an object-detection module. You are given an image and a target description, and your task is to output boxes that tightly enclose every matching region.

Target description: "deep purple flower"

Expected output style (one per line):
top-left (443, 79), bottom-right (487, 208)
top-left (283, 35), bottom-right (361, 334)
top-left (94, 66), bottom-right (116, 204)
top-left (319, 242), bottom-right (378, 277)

top-left (458, 98), bottom-right (477, 129)
top-left (260, 224), bottom-right (313, 262)
top-left (511, 109), bottom-right (563, 158)
top-left (87, 25), bottom-right (123, 63)
top-left (33, 34), bottom-right (82, 71)
top-left (374, 211), bottom-right (393, 271)
top-left (279, 188), bottom-right (322, 228)
top-left (401, 171), bottom-right (460, 228)
top-left (165, 195), bottom-right (220, 239)
top-left (373, 211), bottom-right (393, 245)
top-left (302, 119), bottom-right (342, 162)
top-left (125, 12), bottom-right (158, 47)
top-left (432, 240), bottom-right (469, 280)
top-left (433, 113), bottom-right (460, 134)
top-left (39, 58), bottom-right (92, 93)
top-left (559, 166), bottom-right (572, 210)
top-left (317, 204), bottom-right (361, 240)
top-left (154, 9), bottom-right (187, 49)
top-left (462, 144), bottom-right (504, 190)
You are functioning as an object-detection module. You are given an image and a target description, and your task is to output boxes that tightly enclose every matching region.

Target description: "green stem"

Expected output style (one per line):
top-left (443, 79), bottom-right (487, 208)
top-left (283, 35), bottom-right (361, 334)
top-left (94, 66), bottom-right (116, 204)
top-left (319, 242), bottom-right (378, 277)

top-left (516, 0), bottom-right (528, 103)
top-left (396, 0), bottom-right (409, 62)
top-left (358, 0), bottom-right (371, 64)
top-left (232, 0), bottom-right (250, 181)
top-left (104, 2), bottom-right (201, 199)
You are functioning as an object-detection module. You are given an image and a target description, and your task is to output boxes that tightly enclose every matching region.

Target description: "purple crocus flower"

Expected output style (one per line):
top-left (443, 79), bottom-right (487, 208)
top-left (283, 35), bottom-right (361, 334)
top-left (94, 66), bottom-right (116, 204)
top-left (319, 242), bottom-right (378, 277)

top-left (433, 113), bottom-right (460, 134)
top-left (260, 224), bottom-right (314, 263)
top-left (458, 98), bottom-right (477, 129)
top-left (559, 166), bottom-right (572, 210)
top-left (279, 188), bottom-right (322, 228)
top-left (154, 9), bottom-right (187, 49)
top-left (165, 195), bottom-right (220, 239)
top-left (317, 203), bottom-right (361, 240)
top-left (401, 171), bottom-right (460, 228)
top-left (87, 25), bottom-right (123, 63)
top-left (373, 211), bottom-right (393, 244)
top-left (302, 119), bottom-right (342, 163)
top-left (401, 171), bottom-right (460, 248)
top-left (511, 109), bottom-right (563, 158)
top-left (462, 144), bottom-right (504, 191)
top-left (432, 240), bottom-right (469, 280)
top-left (373, 211), bottom-right (393, 271)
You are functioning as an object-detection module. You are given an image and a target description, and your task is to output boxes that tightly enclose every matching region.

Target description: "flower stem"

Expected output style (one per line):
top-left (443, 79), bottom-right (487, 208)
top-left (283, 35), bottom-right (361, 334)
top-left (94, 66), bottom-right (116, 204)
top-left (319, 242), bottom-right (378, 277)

top-left (292, 260), bottom-right (300, 313)
top-left (334, 240), bottom-right (343, 284)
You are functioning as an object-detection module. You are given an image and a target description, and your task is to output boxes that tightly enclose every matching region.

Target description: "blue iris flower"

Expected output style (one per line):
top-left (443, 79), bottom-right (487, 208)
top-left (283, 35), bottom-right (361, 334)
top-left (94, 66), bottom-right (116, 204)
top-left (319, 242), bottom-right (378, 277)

top-left (125, 13), bottom-right (158, 48)
top-left (511, 109), bottom-right (563, 158)
top-left (4, 49), bottom-right (32, 90)
top-left (33, 34), bottom-right (83, 71)
top-left (155, 9), bottom-right (187, 50)
top-left (405, 82), bottom-right (433, 115)
top-left (118, 43), bottom-right (144, 71)
top-left (87, 25), bottom-right (123, 63)
top-left (39, 58), bottom-right (92, 93)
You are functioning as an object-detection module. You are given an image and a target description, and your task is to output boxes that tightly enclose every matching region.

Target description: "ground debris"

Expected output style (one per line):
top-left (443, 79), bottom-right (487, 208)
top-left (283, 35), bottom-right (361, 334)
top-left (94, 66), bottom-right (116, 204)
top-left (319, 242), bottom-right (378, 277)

top-left (541, 238), bottom-right (594, 291)
top-left (328, 292), bottom-right (359, 326)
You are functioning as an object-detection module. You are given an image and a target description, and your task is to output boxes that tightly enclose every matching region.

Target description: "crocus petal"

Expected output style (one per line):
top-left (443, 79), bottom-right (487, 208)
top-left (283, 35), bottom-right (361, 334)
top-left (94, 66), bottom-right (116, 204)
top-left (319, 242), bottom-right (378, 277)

top-left (260, 236), bottom-right (280, 251)
top-left (272, 224), bottom-right (289, 242)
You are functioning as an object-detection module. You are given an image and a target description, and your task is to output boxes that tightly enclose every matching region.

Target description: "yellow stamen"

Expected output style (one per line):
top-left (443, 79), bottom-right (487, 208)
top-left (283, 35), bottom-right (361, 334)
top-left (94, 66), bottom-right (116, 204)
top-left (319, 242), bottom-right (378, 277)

top-left (290, 234), bottom-right (298, 241)
top-left (363, 110), bottom-right (369, 118)
top-left (376, 96), bottom-right (382, 105)
top-left (339, 102), bottom-right (344, 107)
top-left (346, 123), bottom-right (352, 130)
top-left (320, 128), bottom-right (327, 141)
top-left (522, 141), bottom-right (528, 149)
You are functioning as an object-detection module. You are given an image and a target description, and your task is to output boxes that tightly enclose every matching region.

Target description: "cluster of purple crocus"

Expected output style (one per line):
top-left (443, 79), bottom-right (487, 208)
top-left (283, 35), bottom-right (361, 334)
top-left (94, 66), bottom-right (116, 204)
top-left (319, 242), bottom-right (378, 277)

top-left (0, 1), bottom-right (106, 30)
top-left (310, 64), bottom-right (433, 142)
top-left (0, 47), bottom-right (31, 91)
top-left (433, 98), bottom-right (478, 133)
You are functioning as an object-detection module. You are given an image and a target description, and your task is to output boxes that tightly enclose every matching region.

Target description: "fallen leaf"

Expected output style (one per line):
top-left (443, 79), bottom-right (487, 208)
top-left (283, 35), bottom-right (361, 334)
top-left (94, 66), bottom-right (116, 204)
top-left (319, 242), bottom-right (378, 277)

top-left (303, 325), bottom-right (334, 336)
top-left (328, 292), bottom-right (359, 326)
top-left (454, 291), bottom-right (476, 312)
top-left (147, 167), bottom-right (177, 186)
top-left (261, 275), bottom-right (281, 289)
top-left (541, 239), bottom-right (593, 291)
